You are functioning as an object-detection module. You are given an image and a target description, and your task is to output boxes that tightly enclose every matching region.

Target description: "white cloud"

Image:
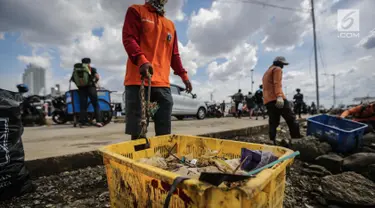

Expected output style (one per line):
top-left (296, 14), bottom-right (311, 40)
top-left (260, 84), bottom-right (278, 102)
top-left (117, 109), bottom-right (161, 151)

top-left (357, 31), bottom-right (375, 50)
top-left (0, 33), bottom-right (4, 40)
top-left (1, 0), bottom-right (375, 109)
top-left (207, 43), bottom-right (257, 81)
top-left (187, 0), bottom-right (312, 57)
top-left (0, 0), bottom-right (185, 46)
top-left (17, 55), bottom-right (51, 69)
top-left (356, 55), bottom-right (373, 62)
top-left (178, 41), bottom-right (199, 75)
top-left (59, 25), bottom-right (125, 72)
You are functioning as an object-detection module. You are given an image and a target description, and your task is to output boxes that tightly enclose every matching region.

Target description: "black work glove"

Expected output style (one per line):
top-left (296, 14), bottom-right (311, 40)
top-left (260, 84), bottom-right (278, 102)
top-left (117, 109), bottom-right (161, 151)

top-left (139, 63), bottom-right (153, 78)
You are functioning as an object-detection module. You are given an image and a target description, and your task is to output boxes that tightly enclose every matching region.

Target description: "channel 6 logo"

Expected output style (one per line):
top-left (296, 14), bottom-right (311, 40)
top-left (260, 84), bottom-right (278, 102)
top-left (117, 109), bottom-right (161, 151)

top-left (337, 9), bottom-right (359, 32)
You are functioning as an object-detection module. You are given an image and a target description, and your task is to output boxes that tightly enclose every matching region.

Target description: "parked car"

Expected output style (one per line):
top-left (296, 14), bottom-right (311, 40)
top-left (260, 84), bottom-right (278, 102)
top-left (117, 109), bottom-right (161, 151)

top-left (170, 84), bottom-right (207, 120)
top-left (121, 85), bottom-right (207, 120)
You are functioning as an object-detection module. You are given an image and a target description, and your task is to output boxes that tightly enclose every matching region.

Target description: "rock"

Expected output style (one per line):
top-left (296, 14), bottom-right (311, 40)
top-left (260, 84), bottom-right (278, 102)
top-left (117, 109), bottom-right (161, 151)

top-left (321, 172), bottom-right (375, 206)
top-left (342, 153), bottom-right (375, 172)
top-left (369, 164), bottom-right (375, 182)
top-left (316, 196), bottom-right (327, 206)
top-left (363, 133), bottom-right (375, 146)
top-left (302, 165), bottom-right (331, 177)
top-left (315, 154), bottom-right (343, 174)
top-left (291, 136), bottom-right (332, 162)
top-left (361, 146), bottom-right (375, 153)
top-left (33, 200), bottom-right (40, 205)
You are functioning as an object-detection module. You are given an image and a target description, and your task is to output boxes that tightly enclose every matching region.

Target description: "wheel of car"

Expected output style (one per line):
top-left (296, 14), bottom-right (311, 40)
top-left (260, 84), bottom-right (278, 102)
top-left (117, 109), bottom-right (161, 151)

top-left (196, 107), bottom-right (206, 120)
top-left (176, 116), bottom-right (184, 120)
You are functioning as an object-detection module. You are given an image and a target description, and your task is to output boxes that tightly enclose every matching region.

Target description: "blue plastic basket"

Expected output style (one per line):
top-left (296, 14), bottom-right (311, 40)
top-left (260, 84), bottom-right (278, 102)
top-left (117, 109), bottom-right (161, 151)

top-left (65, 89), bottom-right (112, 114)
top-left (306, 114), bottom-right (368, 153)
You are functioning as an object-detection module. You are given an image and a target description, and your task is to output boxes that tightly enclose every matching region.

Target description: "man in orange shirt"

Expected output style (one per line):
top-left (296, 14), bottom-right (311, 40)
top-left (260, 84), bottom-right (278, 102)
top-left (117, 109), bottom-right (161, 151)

top-left (262, 56), bottom-right (302, 144)
top-left (122, 0), bottom-right (192, 140)
top-left (340, 103), bottom-right (375, 133)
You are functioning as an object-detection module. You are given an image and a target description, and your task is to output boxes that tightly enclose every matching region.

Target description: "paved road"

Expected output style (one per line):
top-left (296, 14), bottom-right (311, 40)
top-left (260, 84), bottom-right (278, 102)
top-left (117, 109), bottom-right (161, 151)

top-left (23, 117), bottom-right (276, 160)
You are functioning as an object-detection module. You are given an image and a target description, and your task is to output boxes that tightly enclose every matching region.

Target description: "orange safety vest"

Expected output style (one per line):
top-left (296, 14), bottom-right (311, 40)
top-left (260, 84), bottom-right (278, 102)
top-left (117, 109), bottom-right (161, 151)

top-left (124, 4), bottom-right (176, 87)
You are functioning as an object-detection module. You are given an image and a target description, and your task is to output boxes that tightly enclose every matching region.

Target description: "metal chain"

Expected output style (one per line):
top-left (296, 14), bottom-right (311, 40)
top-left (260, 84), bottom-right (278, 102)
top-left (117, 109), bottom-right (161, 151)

top-left (139, 70), bottom-right (155, 138)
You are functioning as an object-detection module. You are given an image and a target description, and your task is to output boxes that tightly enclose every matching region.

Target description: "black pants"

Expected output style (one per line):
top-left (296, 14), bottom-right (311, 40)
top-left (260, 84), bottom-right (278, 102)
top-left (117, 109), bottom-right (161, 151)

top-left (266, 100), bottom-right (301, 141)
top-left (235, 102), bottom-right (241, 117)
top-left (125, 86), bottom-right (173, 139)
top-left (255, 102), bottom-right (266, 119)
top-left (78, 86), bottom-right (101, 123)
top-left (295, 103), bottom-right (302, 118)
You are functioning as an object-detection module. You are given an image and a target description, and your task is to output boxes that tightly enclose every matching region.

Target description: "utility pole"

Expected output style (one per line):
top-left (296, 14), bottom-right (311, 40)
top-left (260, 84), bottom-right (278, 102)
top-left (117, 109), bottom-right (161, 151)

top-left (323, 73), bottom-right (336, 107)
top-left (250, 69), bottom-right (254, 93)
top-left (311, 0), bottom-right (320, 112)
top-left (284, 86), bottom-right (288, 98)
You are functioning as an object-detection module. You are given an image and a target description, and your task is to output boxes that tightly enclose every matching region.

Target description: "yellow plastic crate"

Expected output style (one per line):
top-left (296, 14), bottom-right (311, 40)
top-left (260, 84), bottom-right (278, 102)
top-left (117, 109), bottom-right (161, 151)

top-left (99, 135), bottom-right (295, 208)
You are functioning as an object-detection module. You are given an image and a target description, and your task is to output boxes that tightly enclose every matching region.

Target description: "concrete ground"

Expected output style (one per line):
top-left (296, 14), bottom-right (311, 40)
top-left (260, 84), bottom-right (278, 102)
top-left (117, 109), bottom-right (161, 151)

top-left (23, 116), bottom-right (307, 160)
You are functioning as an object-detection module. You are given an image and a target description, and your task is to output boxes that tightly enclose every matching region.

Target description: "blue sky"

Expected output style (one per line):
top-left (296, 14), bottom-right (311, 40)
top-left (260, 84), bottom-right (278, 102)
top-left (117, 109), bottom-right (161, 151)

top-left (0, 0), bottom-right (374, 107)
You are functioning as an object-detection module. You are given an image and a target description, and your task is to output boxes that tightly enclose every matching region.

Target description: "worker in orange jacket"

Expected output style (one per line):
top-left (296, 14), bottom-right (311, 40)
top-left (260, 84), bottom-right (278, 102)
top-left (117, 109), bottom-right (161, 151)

top-left (262, 56), bottom-right (302, 144)
top-left (340, 103), bottom-right (375, 133)
top-left (122, 0), bottom-right (192, 140)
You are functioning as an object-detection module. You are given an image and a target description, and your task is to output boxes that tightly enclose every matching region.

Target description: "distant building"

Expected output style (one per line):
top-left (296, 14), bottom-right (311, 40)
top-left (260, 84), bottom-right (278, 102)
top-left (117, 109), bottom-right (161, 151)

top-left (50, 84), bottom-right (62, 97)
top-left (22, 64), bottom-right (46, 95)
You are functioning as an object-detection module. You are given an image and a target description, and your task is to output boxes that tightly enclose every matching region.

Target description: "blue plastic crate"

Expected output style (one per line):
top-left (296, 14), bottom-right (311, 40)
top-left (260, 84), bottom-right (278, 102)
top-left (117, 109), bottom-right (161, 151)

top-left (65, 89), bottom-right (112, 114)
top-left (306, 114), bottom-right (368, 153)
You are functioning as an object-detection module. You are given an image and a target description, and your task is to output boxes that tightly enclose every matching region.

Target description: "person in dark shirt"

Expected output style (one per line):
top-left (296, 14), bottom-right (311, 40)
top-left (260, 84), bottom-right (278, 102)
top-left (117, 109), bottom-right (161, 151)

top-left (71, 58), bottom-right (103, 127)
top-left (254, 85), bottom-right (266, 120)
top-left (232, 89), bottom-right (244, 118)
top-left (293, 88), bottom-right (304, 119)
top-left (245, 92), bottom-right (256, 119)
top-left (220, 100), bottom-right (226, 115)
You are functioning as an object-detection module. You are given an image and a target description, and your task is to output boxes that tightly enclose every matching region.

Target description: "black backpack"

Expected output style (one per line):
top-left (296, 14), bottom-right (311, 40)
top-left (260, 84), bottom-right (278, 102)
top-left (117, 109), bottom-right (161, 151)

top-left (255, 90), bottom-right (263, 103)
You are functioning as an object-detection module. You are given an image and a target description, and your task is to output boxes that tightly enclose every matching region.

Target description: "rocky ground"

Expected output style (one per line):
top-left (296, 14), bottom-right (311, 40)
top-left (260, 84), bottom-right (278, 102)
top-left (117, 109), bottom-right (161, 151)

top-left (1, 166), bottom-right (109, 208)
top-left (2, 123), bottom-right (375, 208)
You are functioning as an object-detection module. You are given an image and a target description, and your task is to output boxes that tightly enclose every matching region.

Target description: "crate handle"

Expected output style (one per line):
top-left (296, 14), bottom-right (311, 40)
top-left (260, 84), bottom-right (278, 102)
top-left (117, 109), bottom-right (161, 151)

top-left (134, 138), bottom-right (150, 152)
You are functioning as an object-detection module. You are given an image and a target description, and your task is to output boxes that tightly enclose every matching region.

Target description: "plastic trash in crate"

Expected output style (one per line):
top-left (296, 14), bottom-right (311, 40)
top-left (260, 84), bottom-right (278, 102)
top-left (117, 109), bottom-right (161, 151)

top-left (307, 115), bottom-right (367, 153)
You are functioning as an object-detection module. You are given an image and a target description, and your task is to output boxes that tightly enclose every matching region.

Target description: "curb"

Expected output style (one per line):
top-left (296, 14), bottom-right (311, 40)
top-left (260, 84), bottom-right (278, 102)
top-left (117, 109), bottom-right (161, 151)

top-left (26, 119), bottom-right (306, 179)
top-left (25, 151), bottom-right (103, 179)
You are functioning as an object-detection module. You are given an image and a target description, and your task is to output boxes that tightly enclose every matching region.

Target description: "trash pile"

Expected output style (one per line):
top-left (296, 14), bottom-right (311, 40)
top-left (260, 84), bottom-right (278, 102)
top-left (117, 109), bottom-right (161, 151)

top-left (137, 145), bottom-right (279, 188)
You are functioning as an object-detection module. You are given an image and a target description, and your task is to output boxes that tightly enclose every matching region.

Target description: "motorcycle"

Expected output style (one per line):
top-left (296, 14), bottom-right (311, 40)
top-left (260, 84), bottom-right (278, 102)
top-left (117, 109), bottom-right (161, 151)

top-left (206, 103), bottom-right (223, 118)
top-left (51, 95), bottom-right (70, 124)
top-left (16, 84), bottom-right (47, 126)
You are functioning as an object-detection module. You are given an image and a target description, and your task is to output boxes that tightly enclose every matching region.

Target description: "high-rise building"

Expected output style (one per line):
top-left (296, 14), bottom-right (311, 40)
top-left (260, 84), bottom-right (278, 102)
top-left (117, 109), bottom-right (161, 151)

top-left (22, 64), bottom-right (46, 95)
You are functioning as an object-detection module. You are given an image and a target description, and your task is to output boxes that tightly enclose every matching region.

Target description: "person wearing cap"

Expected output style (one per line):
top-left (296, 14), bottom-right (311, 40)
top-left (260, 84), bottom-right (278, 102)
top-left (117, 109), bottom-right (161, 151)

top-left (262, 56), bottom-right (302, 144)
top-left (293, 88), bottom-right (304, 119)
top-left (73, 58), bottom-right (103, 127)
top-left (122, 0), bottom-right (192, 140)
